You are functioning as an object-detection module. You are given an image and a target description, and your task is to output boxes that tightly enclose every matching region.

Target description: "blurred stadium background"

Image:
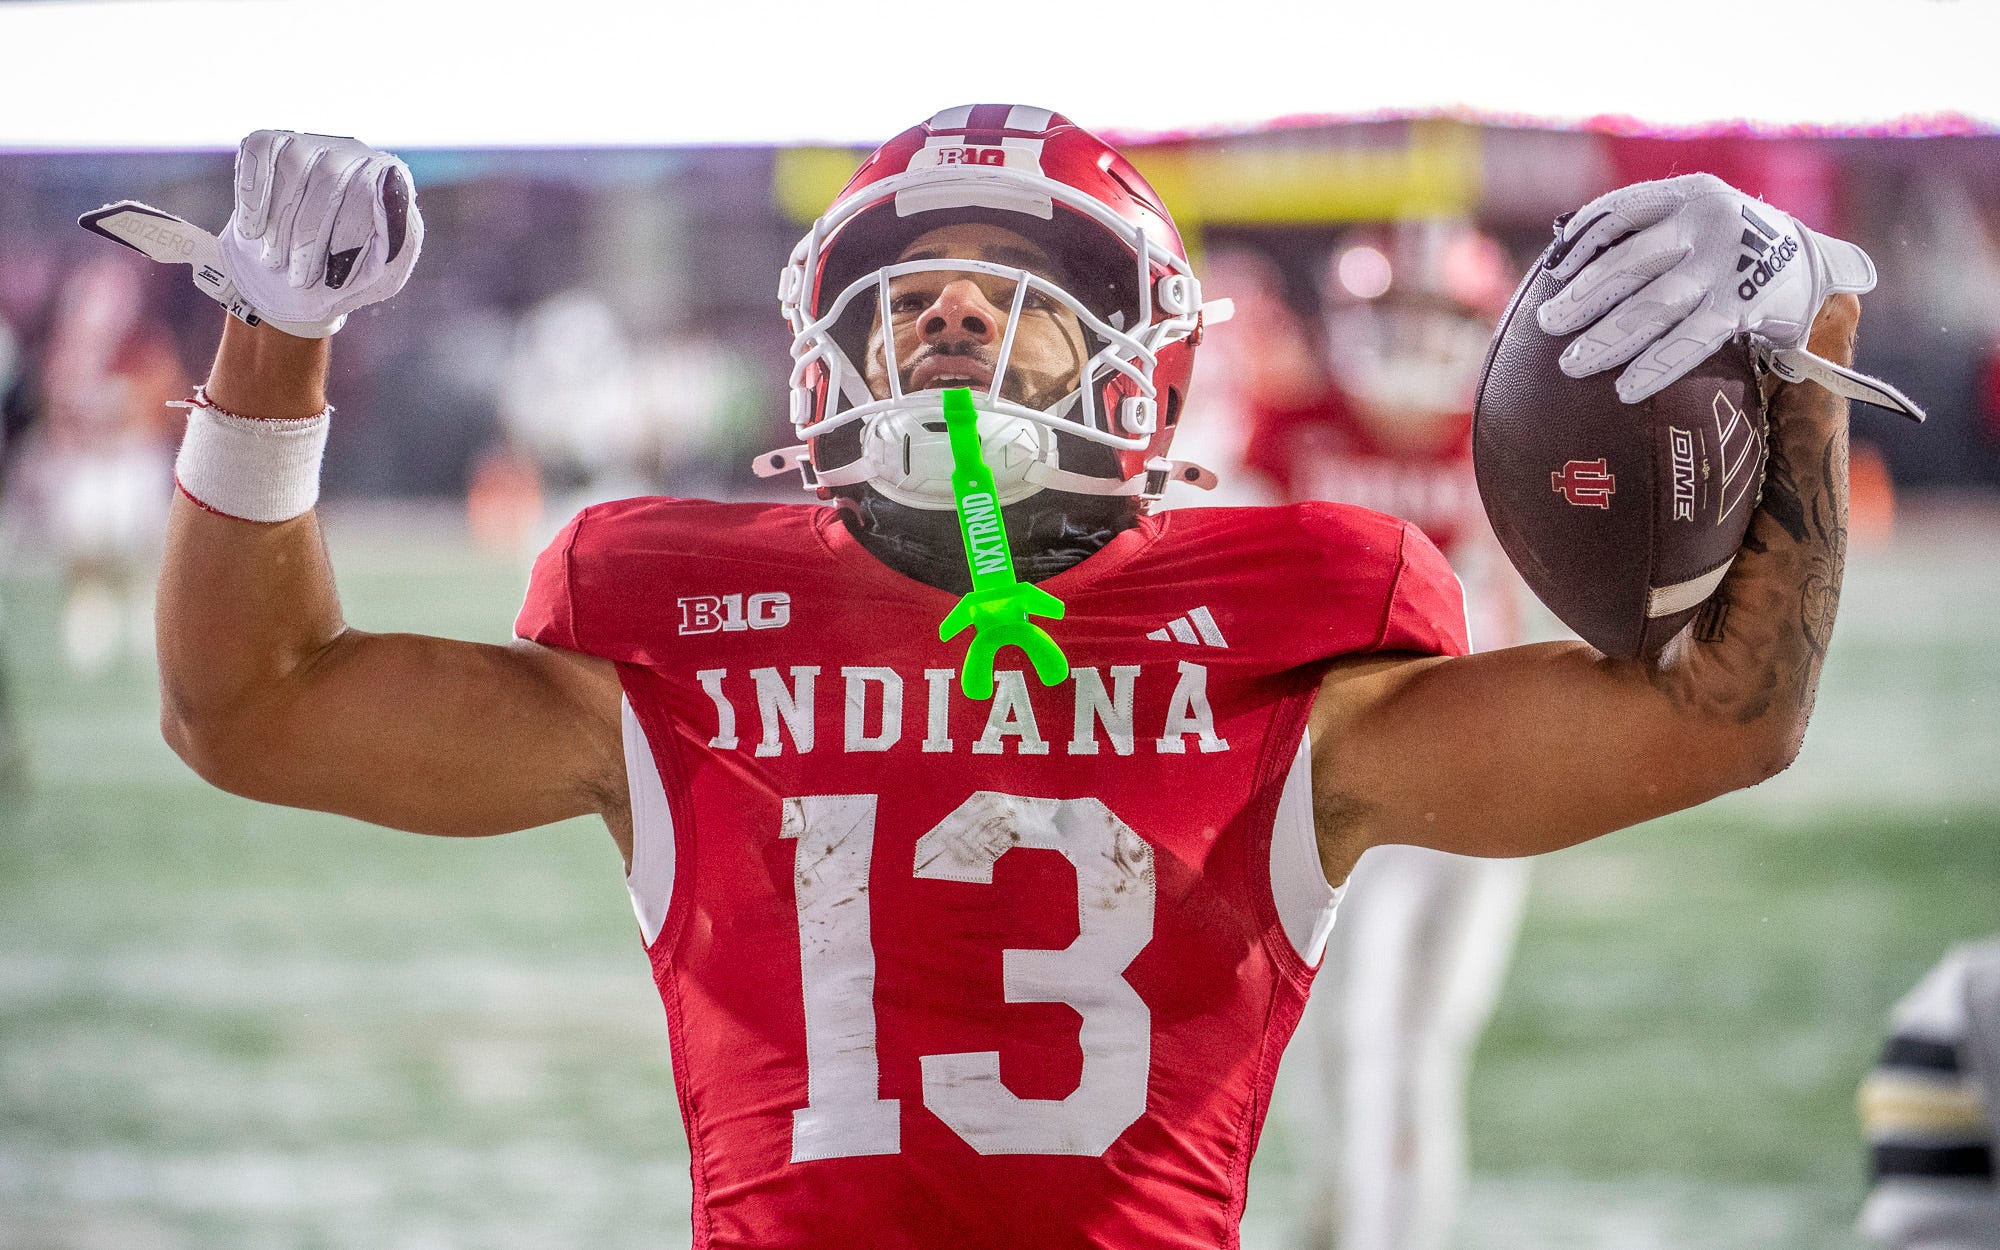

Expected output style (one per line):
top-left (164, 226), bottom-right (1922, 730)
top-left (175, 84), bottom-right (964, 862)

top-left (2, 2), bottom-right (1998, 1247)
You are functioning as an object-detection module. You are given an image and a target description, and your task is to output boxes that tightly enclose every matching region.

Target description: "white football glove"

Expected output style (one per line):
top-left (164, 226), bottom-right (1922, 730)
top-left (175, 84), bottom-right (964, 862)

top-left (1535, 172), bottom-right (1922, 420)
top-left (80, 130), bottom-right (422, 339)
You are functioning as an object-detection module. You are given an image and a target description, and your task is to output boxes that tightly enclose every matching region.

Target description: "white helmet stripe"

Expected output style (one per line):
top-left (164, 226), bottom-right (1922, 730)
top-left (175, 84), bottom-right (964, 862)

top-left (927, 105), bottom-right (977, 129)
top-left (1005, 105), bottom-right (1055, 131)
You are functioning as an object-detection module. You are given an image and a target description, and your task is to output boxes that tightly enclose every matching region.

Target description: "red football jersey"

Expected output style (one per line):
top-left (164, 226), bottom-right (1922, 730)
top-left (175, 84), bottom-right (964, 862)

top-left (1241, 389), bottom-right (1532, 650)
top-left (516, 499), bottom-right (1467, 1250)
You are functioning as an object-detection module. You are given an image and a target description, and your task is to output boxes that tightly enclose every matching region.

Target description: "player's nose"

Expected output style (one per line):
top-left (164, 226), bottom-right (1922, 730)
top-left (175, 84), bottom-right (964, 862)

top-left (920, 278), bottom-right (1001, 345)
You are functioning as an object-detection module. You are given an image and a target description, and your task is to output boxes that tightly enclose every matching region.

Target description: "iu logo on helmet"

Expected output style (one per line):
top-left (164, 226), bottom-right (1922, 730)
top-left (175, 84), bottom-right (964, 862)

top-left (1552, 458), bottom-right (1616, 509)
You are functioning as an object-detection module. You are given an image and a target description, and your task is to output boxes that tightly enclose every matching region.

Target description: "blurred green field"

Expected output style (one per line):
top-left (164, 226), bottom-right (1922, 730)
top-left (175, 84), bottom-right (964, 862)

top-left (1, 502), bottom-right (1996, 1250)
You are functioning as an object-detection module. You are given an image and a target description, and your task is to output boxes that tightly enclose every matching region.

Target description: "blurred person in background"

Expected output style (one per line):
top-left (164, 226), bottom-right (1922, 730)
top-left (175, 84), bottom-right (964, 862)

top-left (1240, 222), bottom-right (1533, 1250)
top-left (468, 288), bottom-right (643, 553)
top-left (1860, 938), bottom-right (2000, 1249)
top-left (116, 115), bottom-right (1882, 1248)
top-left (496, 287), bottom-right (651, 510)
top-left (25, 252), bottom-right (184, 674)
top-left (1167, 246), bottom-right (1293, 508)
top-left (0, 278), bottom-right (25, 787)
top-left (478, 289), bottom-right (757, 550)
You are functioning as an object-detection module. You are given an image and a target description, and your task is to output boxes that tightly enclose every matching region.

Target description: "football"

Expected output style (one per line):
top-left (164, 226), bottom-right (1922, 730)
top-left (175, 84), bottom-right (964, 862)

top-left (1472, 241), bottom-right (1770, 660)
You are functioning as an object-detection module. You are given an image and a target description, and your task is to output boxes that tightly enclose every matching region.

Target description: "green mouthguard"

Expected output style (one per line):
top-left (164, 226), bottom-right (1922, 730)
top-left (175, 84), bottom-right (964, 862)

top-left (936, 387), bottom-right (1069, 700)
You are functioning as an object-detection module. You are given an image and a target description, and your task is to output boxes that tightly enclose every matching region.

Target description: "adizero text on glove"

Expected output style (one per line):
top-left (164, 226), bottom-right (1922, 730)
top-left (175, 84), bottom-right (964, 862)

top-left (79, 130), bottom-right (423, 339)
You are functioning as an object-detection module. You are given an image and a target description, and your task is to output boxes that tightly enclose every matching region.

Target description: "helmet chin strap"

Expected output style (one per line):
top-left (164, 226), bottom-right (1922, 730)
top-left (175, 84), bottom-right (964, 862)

top-left (1025, 458), bottom-right (1218, 498)
top-left (841, 486), bottom-right (1138, 595)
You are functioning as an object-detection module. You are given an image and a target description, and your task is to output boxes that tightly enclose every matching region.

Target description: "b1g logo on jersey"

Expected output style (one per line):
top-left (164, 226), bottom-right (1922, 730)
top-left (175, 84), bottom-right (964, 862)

top-left (1552, 458), bottom-right (1616, 509)
top-left (679, 592), bottom-right (790, 636)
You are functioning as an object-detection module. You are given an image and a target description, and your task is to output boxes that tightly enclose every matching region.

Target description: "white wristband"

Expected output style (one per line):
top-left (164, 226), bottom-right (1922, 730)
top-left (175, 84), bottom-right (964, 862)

top-left (172, 388), bottom-right (331, 523)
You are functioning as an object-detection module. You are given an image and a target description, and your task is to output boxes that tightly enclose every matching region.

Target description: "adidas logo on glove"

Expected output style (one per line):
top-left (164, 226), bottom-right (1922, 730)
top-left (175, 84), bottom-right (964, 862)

top-left (1735, 206), bottom-right (1800, 302)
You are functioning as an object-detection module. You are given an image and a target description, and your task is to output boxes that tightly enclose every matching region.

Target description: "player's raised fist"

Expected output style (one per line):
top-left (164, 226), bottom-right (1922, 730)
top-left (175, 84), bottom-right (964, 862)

top-left (219, 130), bottom-right (423, 334)
top-left (79, 129), bottom-right (423, 339)
top-left (1532, 172), bottom-right (1917, 418)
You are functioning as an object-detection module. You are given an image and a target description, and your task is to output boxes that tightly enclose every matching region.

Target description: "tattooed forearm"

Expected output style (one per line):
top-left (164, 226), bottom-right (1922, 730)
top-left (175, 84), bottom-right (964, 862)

top-left (1797, 435), bottom-right (1848, 662)
top-left (1652, 304), bottom-right (1855, 743)
top-left (1739, 412), bottom-right (1850, 664)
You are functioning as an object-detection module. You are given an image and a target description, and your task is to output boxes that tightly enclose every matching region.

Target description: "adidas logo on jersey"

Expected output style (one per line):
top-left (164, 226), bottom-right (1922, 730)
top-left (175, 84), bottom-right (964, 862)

top-left (1146, 606), bottom-right (1228, 648)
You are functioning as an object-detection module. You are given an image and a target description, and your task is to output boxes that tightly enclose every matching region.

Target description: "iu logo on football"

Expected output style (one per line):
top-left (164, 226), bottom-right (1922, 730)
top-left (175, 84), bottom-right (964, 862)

top-left (679, 592), bottom-right (791, 636)
top-left (1552, 458), bottom-right (1616, 509)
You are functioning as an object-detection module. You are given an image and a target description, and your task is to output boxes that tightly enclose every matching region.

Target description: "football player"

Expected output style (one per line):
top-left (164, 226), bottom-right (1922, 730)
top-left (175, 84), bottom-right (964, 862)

top-left (34, 253), bottom-right (185, 673)
top-left (1242, 222), bottom-right (1533, 1250)
top-left (1859, 938), bottom-right (2000, 1249)
top-left (130, 109), bottom-right (1874, 1248)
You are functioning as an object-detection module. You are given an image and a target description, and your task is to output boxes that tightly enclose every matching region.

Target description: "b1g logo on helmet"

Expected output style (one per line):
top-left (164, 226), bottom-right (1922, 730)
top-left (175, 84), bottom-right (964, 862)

top-left (1552, 458), bottom-right (1616, 509)
top-left (908, 136), bottom-right (1046, 175)
top-left (932, 146), bottom-right (1008, 167)
top-left (679, 592), bottom-right (791, 636)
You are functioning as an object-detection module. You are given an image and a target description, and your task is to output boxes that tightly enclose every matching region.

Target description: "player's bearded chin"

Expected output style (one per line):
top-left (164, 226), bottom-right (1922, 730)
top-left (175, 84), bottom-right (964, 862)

top-left (849, 352), bottom-right (1129, 589)
top-left (846, 330), bottom-right (1129, 591)
top-left (844, 482), bottom-right (1134, 595)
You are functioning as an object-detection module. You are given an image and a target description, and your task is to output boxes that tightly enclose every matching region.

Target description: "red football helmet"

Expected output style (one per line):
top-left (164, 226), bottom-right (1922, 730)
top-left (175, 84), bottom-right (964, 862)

top-left (757, 104), bottom-right (1226, 509)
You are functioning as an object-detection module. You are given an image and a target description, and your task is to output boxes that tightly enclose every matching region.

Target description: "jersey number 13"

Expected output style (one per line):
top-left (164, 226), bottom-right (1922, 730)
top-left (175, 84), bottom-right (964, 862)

top-left (783, 791), bottom-right (1156, 1161)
